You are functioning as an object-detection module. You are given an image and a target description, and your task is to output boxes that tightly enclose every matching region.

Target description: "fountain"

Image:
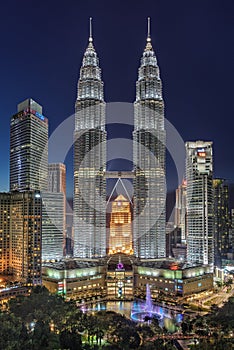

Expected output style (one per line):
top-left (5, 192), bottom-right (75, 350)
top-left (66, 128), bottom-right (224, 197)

top-left (131, 284), bottom-right (163, 322)
top-left (80, 283), bottom-right (183, 331)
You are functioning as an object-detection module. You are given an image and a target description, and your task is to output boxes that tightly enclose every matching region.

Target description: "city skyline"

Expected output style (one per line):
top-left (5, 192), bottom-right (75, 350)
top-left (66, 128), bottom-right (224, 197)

top-left (0, 1), bottom-right (234, 204)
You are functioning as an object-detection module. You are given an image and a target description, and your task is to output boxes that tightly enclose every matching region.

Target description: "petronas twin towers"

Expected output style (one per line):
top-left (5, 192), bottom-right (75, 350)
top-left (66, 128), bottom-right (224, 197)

top-left (74, 18), bottom-right (166, 259)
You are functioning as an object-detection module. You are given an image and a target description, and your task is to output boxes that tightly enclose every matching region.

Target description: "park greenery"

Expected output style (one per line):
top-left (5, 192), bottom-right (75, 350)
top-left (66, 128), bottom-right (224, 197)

top-left (0, 286), bottom-right (233, 349)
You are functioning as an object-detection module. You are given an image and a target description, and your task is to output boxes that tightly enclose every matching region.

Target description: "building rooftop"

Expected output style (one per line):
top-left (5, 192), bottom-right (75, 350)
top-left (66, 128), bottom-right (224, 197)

top-left (42, 259), bottom-right (101, 270)
top-left (137, 259), bottom-right (202, 270)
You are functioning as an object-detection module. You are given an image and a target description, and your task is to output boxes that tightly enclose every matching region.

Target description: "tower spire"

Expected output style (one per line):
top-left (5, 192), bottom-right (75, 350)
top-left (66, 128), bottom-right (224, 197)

top-left (147, 17), bottom-right (151, 41)
top-left (89, 17), bottom-right (93, 42)
top-left (145, 17), bottom-right (152, 50)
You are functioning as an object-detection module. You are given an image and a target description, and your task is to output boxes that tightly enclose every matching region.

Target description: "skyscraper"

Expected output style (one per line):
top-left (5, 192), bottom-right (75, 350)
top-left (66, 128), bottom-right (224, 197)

top-left (0, 191), bottom-right (42, 285)
top-left (48, 163), bottom-right (66, 194)
top-left (74, 19), bottom-right (106, 258)
top-left (186, 141), bottom-right (214, 266)
top-left (175, 180), bottom-right (187, 243)
top-left (133, 18), bottom-right (166, 258)
top-left (0, 193), bottom-right (11, 274)
top-left (48, 163), bottom-right (66, 256)
top-left (109, 195), bottom-right (133, 255)
top-left (10, 98), bottom-right (48, 192)
top-left (41, 163), bottom-right (66, 261)
top-left (213, 179), bottom-right (230, 267)
top-left (41, 192), bottom-right (65, 261)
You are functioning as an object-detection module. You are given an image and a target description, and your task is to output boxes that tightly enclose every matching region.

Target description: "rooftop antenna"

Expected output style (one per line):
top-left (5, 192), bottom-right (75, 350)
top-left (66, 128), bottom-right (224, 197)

top-left (147, 17), bottom-right (151, 42)
top-left (89, 17), bottom-right (93, 42)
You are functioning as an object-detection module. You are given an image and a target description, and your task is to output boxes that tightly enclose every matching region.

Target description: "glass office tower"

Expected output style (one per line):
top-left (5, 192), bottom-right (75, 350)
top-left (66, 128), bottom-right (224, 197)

top-left (133, 20), bottom-right (166, 258)
top-left (74, 20), bottom-right (106, 258)
top-left (10, 98), bottom-right (48, 192)
top-left (186, 141), bottom-right (214, 267)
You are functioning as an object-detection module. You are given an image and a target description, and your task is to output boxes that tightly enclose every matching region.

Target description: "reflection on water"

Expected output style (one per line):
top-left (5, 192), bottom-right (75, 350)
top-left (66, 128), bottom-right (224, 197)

top-left (81, 300), bottom-right (183, 333)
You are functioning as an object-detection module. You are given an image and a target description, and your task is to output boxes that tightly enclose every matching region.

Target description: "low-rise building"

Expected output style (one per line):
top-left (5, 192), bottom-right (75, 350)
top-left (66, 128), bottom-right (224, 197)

top-left (42, 254), bottom-right (213, 300)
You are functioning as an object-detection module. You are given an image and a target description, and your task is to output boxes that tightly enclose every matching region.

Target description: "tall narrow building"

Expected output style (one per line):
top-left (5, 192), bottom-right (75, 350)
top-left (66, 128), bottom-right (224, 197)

top-left (41, 163), bottom-right (66, 261)
top-left (10, 98), bottom-right (48, 192)
top-left (175, 180), bottom-right (187, 243)
top-left (48, 163), bottom-right (66, 256)
top-left (0, 191), bottom-right (42, 285)
top-left (48, 163), bottom-right (66, 194)
top-left (133, 18), bottom-right (166, 258)
top-left (213, 179), bottom-right (229, 267)
top-left (74, 19), bottom-right (106, 258)
top-left (0, 193), bottom-right (11, 274)
top-left (186, 141), bottom-right (214, 267)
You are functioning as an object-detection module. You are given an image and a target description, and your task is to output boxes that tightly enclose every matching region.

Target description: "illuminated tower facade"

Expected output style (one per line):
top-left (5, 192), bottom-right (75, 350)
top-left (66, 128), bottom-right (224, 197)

top-left (109, 195), bottom-right (133, 255)
top-left (10, 98), bottom-right (48, 192)
top-left (74, 19), bottom-right (106, 258)
top-left (43, 163), bottom-right (66, 259)
top-left (133, 19), bottom-right (166, 258)
top-left (175, 180), bottom-right (187, 243)
top-left (213, 179), bottom-right (229, 267)
top-left (0, 191), bottom-right (42, 285)
top-left (186, 141), bottom-right (214, 266)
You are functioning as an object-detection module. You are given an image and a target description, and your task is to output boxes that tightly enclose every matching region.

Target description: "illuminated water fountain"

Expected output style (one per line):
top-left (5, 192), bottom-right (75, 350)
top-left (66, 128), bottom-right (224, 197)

top-left (81, 284), bottom-right (183, 332)
top-left (131, 284), bottom-right (163, 322)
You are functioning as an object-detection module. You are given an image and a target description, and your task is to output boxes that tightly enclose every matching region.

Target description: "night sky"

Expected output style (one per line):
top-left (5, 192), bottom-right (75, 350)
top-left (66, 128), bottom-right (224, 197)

top-left (0, 0), bottom-right (234, 206)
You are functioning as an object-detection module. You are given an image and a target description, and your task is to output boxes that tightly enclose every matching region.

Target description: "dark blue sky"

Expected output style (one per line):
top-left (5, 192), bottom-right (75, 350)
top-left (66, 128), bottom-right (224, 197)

top-left (0, 0), bottom-right (234, 200)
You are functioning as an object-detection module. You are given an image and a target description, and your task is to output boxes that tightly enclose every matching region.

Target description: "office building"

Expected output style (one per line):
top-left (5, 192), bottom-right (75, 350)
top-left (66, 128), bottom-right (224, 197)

top-left (0, 191), bottom-right (42, 285)
top-left (41, 192), bottom-right (65, 261)
top-left (41, 163), bottom-right (67, 259)
top-left (133, 18), bottom-right (166, 258)
top-left (48, 163), bottom-right (66, 194)
top-left (213, 179), bottom-right (230, 267)
top-left (73, 19), bottom-right (106, 258)
top-left (0, 193), bottom-right (11, 274)
top-left (10, 98), bottom-right (48, 192)
top-left (186, 141), bottom-right (214, 267)
top-left (175, 180), bottom-right (187, 243)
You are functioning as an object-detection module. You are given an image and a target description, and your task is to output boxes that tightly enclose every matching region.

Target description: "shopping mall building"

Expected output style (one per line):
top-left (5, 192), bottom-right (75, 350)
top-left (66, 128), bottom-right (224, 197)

top-left (42, 253), bottom-right (213, 301)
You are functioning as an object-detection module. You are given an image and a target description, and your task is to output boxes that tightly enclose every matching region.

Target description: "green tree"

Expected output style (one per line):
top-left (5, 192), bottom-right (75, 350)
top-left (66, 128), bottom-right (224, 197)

top-left (0, 311), bottom-right (22, 350)
top-left (59, 329), bottom-right (82, 349)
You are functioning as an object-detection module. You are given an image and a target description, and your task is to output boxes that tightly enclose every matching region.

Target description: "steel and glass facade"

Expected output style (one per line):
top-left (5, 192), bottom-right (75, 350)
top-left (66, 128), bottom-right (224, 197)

top-left (213, 179), bottom-right (230, 267)
top-left (42, 163), bottom-right (67, 260)
top-left (10, 98), bottom-right (48, 192)
top-left (133, 31), bottom-right (166, 259)
top-left (175, 180), bottom-right (187, 243)
top-left (186, 141), bottom-right (214, 267)
top-left (74, 28), bottom-right (106, 258)
top-left (41, 192), bottom-right (64, 261)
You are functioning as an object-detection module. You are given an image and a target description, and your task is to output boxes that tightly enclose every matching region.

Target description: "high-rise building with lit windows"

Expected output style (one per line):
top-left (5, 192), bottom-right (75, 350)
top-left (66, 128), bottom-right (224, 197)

top-left (213, 179), bottom-right (229, 267)
top-left (74, 19), bottom-right (106, 258)
top-left (133, 18), bottom-right (166, 259)
top-left (41, 192), bottom-right (65, 262)
top-left (109, 195), bottom-right (133, 255)
top-left (186, 141), bottom-right (214, 267)
top-left (44, 163), bottom-right (66, 258)
top-left (0, 193), bottom-right (11, 274)
top-left (175, 180), bottom-right (187, 243)
top-left (48, 163), bottom-right (66, 194)
top-left (10, 98), bottom-right (48, 192)
top-left (0, 191), bottom-right (42, 285)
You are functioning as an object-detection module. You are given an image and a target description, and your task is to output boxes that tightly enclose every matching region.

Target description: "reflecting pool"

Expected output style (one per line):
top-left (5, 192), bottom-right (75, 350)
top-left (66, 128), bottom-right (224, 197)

top-left (81, 298), bottom-right (183, 333)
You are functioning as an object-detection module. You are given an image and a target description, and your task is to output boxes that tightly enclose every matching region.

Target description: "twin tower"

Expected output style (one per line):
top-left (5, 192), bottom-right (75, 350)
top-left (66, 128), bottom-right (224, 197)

top-left (74, 18), bottom-right (166, 259)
